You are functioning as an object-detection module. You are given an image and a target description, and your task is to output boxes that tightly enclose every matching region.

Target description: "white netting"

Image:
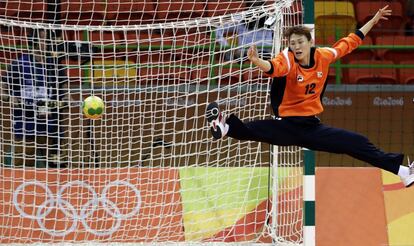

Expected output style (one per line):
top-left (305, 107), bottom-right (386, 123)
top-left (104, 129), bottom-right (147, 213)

top-left (0, 0), bottom-right (303, 244)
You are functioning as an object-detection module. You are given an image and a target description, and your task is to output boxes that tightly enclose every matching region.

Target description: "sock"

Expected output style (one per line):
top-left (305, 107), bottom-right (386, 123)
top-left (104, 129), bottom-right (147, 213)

top-left (222, 123), bottom-right (229, 136)
top-left (398, 165), bottom-right (409, 178)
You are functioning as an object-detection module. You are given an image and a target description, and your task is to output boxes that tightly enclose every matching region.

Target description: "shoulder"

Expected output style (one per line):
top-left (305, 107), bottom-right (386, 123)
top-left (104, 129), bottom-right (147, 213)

top-left (316, 47), bottom-right (338, 59)
top-left (283, 48), bottom-right (296, 60)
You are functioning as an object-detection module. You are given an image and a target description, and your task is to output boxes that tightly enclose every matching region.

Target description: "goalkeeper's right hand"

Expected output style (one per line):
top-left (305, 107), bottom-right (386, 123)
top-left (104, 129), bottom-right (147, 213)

top-left (247, 45), bottom-right (259, 63)
top-left (247, 45), bottom-right (272, 73)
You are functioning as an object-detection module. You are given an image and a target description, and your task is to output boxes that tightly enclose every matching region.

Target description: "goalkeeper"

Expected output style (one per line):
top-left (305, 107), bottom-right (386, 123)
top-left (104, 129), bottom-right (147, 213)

top-left (206, 5), bottom-right (414, 187)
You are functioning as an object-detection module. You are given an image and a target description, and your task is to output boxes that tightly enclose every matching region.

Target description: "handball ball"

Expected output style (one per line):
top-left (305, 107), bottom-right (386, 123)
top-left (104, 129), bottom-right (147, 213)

top-left (82, 95), bottom-right (105, 119)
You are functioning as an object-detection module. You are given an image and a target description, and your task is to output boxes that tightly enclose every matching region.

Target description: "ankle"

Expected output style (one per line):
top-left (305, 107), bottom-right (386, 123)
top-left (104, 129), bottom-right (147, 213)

top-left (398, 165), bottom-right (410, 178)
top-left (222, 122), bottom-right (229, 136)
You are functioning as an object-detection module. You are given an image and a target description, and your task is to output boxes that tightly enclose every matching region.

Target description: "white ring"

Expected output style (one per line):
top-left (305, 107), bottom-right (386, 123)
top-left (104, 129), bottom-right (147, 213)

top-left (101, 180), bottom-right (141, 219)
top-left (13, 181), bottom-right (55, 220)
top-left (36, 198), bottom-right (78, 237)
top-left (57, 180), bottom-right (99, 220)
top-left (13, 180), bottom-right (142, 237)
top-left (80, 198), bottom-right (122, 236)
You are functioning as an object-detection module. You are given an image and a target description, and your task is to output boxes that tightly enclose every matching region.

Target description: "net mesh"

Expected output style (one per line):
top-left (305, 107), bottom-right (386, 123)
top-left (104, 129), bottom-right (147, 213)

top-left (0, 0), bottom-right (304, 244)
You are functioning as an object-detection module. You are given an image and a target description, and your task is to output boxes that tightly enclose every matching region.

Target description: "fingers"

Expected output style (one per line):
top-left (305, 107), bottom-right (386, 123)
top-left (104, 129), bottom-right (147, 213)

top-left (379, 5), bottom-right (392, 16)
top-left (248, 45), bottom-right (256, 54)
top-left (373, 5), bottom-right (392, 24)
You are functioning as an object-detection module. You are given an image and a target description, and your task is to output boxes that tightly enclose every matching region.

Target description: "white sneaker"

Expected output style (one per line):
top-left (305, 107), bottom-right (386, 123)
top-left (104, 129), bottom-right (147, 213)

top-left (206, 102), bottom-right (228, 140)
top-left (402, 160), bottom-right (414, 187)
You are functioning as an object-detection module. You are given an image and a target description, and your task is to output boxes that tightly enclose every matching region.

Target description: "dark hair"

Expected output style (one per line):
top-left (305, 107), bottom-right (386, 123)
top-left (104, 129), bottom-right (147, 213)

top-left (284, 26), bottom-right (312, 41)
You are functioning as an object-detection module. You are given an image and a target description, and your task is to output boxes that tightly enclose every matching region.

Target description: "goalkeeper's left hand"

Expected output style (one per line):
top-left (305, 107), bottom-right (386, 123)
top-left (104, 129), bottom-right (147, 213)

top-left (371, 5), bottom-right (392, 25)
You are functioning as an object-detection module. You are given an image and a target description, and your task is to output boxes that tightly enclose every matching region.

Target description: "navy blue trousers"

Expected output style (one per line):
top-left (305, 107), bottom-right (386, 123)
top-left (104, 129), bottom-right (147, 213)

top-left (226, 114), bottom-right (403, 174)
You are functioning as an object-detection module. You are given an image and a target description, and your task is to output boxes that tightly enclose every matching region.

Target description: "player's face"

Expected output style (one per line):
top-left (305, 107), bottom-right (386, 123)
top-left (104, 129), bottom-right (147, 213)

top-left (289, 34), bottom-right (312, 65)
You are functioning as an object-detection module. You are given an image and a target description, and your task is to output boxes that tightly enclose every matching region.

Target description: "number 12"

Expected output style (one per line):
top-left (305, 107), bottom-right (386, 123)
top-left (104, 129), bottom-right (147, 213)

top-left (305, 83), bottom-right (316, 95)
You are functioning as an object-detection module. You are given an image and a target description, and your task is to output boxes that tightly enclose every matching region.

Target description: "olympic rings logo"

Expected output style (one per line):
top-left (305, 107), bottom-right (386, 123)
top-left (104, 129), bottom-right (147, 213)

top-left (13, 180), bottom-right (141, 237)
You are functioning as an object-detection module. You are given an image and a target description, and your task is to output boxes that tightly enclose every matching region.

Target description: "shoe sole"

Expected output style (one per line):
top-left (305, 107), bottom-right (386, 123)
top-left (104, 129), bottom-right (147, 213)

top-left (206, 102), bottom-right (222, 139)
top-left (403, 174), bottom-right (414, 187)
top-left (206, 102), bottom-right (219, 122)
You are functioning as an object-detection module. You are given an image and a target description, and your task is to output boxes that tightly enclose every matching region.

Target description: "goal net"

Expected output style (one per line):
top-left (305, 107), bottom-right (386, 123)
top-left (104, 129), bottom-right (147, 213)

top-left (0, 0), bottom-right (304, 244)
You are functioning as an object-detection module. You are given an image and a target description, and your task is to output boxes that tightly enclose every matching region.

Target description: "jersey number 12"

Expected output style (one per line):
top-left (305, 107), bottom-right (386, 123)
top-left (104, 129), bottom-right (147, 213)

top-left (305, 83), bottom-right (316, 95)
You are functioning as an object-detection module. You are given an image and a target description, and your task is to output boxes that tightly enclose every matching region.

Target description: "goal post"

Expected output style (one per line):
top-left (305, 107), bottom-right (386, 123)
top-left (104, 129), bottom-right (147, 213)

top-left (0, 0), bottom-right (309, 244)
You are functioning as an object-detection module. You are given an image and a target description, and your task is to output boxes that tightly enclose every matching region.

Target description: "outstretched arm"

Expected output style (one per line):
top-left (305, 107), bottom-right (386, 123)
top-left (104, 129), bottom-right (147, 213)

top-left (247, 45), bottom-right (271, 72)
top-left (359, 5), bottom-right (392, 36)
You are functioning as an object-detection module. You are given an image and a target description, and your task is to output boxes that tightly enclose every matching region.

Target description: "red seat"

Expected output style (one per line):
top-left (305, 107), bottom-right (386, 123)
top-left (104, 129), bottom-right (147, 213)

top-left (124, 31), bottom-right (171, 47)
top-left (138, 65), bottom-right (189, 85)
top-left (183, 63), bottom-right (210, 84)
top-left (345, 60), bottom-right (398, 84)
top-left (4, 0), bottom-right (46, 21)
top-left (341, 35), bottom-right (375, 63)
top-left (355, 1), bottom-right (404, 37)
top-left (0, 30), bottom-right (18, 47)
top-left (398, 61), bottom-right (414, 84)
top-left (0, 1), bottom-right (7, 17)
top-left (242, 64), bottom-right (269, 83)
top-left (215, 66), bottom-right (242, 84)
top-left (172, 31), bottom-right (211, 47)
top-left (0, 49), bottom-right (19, 65)
top-left (90, 31), bottom-right (125, 59)
top-left (375, 35), bottom-right (414, 63)
top-left (0, 26), bottom-right (29, 46)
top-left (0, 26), bottom-right (24, 64)
top-left (62, 30), bottom-right (124, 60)
top-left (288, 0), bottom-right (303, 26)
top-left (106, 0), bottom-right (155, 25)
top-left (61, 0), bottom-right (105, 25)
top-left (64, 30), bottom-right (81, 41)
top-left (346, 0), bottom-right (406, 9)
top-left (89, 31), bottom-right (124, 45)
top-left (327, 65), bottom-right (342, 84)
top-left (64, 30), bottom-right (122, 42)
top-left (125, 30), bottom-right (211, 49)
top-left (128, 53), bottom-right (173, 64)
top-left (155, 0), bottom-right (206, 21)
top-left (206, 1), bottom-right (246, 17)
top-left (316, 35), bottom-right (337, 46)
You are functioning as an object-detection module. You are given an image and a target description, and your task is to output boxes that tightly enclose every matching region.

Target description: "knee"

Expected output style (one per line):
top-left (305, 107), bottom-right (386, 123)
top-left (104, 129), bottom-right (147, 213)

top-left (349, 132), bottom-right (370, 144)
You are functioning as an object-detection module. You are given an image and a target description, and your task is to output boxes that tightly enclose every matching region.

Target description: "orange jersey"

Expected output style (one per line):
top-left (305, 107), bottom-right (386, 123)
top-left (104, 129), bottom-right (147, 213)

top-left (266, 32), bottom-right (363, 117)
